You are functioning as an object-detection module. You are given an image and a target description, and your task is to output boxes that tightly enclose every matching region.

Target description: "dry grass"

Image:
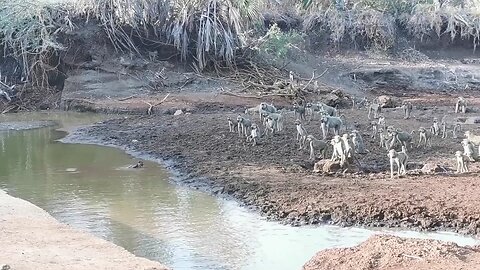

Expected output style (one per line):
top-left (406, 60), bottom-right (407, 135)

top-left (302, 0), bottom-right (480, 50)
top-left (0, 0), bottom-right (262, 86)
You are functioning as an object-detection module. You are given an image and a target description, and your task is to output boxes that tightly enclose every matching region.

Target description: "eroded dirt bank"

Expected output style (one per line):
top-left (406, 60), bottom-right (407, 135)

top-left (303, 235), bottom-right (480, 270)
top-left (0, 189), bottom-right (167, 270)
top-left (68, 96), bottom-right (480, 236)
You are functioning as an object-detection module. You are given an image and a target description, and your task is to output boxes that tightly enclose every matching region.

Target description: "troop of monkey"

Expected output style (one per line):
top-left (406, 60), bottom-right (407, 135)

top-left (227, 96), bottom-right (478, 179)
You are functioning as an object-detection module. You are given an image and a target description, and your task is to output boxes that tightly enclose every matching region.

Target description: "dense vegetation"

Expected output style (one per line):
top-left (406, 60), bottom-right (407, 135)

top-left (0, 0), bottom-right (479, 86)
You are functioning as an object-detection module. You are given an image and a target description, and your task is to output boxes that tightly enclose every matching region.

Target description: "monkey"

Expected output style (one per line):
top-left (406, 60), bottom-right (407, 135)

top-left (263, 117), bottom-right (276, 137)
top-left (293, 103), bottom-right (306, 120)
top-left (441, 116), bottom-right (448, 139)
top-left (305, 135), bottom-right (328, 160)
top-left (261, 112), bottom-right (284, 132)
top-left (389, 129), bottom-right (413, 151)
top-left (430, 117), bottom-right (440, 136)
top-left (318, 103), bottom-right (337, 117)
top-left (441, 120), bottom-right (462, 139)
top-left (245, 105), bottom-right (260, 116)
top-left (350, 130), bottom-right (368, 154)
top-left (341, 133), bottom-right (362, 169)
top-left (305, 103), bottom-right (316, 121)
top-left (341, 134), bottom-right (354, 159)
top-left (289, 71), bottom-right (295, 88)
top-left (416, 127), bottom-right (433, 148)
top-left (236, 115), bottom-right (252, 137)
top-left (378, 128), bottom-right (390, 149)
top-left (352, 97), bottom-right (368, 110)
top-left (387, 148), bottom-right (408, 179)
top-left (465, 130), bottom-right (480, 156)
top-left (452, 123), bottom-right (462, 139)
top-left (227, 117), bottom-right (236, 133)
top-left (455, 151), bottom-right (470, 173)
top-left (260, 102), bottom-right (277, 114)
top-left (367, 101), bottom-right (381, 119)
top-left (148, 50), bottom-right (158, 62)
top-left (132, 161), bottom-right (144, 169)
top-left (320, 115), bottom-right (343, 139)
top-left (455, 97), bottom-right (467, 114)
top-left (462, 138), bottom-right (477, 162)
top-left (246, 123), bottom-right (259, 146)
top-left (371, 121), bottom-right (378, 139)
top-left (377, 115), bottom-right (386, 131)
top-left (259, 102), bottom-right (277, 123)
top-left (401, 100), bottom-right (413, 119)
top-left (330, 135), bottom-right (346, 165)
top-left (295, 119), bottom-right (308, 150)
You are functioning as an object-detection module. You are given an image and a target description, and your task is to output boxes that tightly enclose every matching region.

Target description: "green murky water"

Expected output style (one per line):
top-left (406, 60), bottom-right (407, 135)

top-left (0, 112), bottom-right (478, 270)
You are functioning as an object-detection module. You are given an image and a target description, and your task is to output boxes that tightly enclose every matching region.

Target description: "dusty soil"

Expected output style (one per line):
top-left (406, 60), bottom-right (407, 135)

top-left (66, 92), bottom-right (480, 236)
top-left (0, 189), bottom-right (167, 270)
top-left (303, 235), bottom-right (480, 270)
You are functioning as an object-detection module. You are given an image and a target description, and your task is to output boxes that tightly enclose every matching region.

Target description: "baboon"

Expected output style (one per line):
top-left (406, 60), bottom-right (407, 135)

top-left (305, 103), bottom-right (318, 121)
top-left (260, 102), bottom-right (277, 114)
top-left (319, 103), bottom-right (337, 117)
top-left (236, 115), bottom-right (252, 137)
top-left (416, 127), bottom-right (433, 148)
top-left (431, 117), bottom-right (440, 136)
top-left (465, 130), bottom-right (480, 156)
top-left (389, 130), bottom-right (413, 151)
top-left (402, 101), bottom-right (413, 119)
top-left (462, 138), bottom-right (476, 162)
top-left (263, 117), bottom-right (276, 137)
top-left (295, 120), bottom-right (308, 149)
top-left (245, 105), bottom-right (261, 116)
top-left (330, 135), bottom-right (345, 164)
top-left (293, 103), bottom-right (306, 120)
top-left (387, 148), bottom-right (408, 179)
top-left (227, 117), bottom-right (236, 133)
top-left (455, 97), bottom-right (467, 114)
top-left (320, 115), bottom-right (343, 139)
top-left (352, 97), bottom-right (368, 110)
top-left (261, 112), bottom-right (284, 132)
top-left (306, 135), bottom-right (328, 160)
top-left (148, 51), bottom-right (158, 62)
top-left (379, 128), bottom-right (391, 150)
top-left (452, 123), bottom-right (462, 139)
top-left (351, 130), bottom-right (368, 154)
top-left (368, 102), bottom-right (381, 119)
top-left (371, 121), bottom-right (378, 139)
top-left (246, 124), bottom-right (259, 146)
top-left (455, 151), bottom-right (469, 173)
top-left (289, 71), bottom-right (295, 88)
top-left (378, 115), bottom-right (386, 130)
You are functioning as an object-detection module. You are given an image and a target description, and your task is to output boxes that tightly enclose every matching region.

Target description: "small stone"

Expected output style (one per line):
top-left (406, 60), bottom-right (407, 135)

top-left (174, 109), bottom-right (183, 116)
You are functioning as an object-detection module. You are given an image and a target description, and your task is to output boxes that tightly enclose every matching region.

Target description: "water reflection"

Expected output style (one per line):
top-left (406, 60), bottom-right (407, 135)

top-left (0, 113), bottom-right (478, 270)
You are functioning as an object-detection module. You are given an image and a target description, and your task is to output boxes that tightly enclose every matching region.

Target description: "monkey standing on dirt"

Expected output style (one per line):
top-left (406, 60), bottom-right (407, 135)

top-left (402, 101), bottom-right (413, 119)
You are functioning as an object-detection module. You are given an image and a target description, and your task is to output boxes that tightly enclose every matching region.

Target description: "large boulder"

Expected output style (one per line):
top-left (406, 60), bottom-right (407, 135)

top-left (377, 95), bottom-right (397, 108)
top-left (313, 160), bottom-right (342, 174)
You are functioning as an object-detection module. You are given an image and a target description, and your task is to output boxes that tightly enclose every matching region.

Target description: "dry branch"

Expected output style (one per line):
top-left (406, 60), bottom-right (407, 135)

top-left (141, 93), bottom-right (170, 115)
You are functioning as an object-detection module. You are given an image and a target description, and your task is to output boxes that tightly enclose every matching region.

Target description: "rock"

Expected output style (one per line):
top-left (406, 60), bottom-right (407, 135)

top-left (377, 95), bottom-right (397, 108)
top-left (323, 93), bottom-right (341, 107)
top-left (421, 163), bottom-right (446, 174)
top-left (317, 160), bottom-right (341, 173)
top-left (174, 109), bottom-right (183, 116)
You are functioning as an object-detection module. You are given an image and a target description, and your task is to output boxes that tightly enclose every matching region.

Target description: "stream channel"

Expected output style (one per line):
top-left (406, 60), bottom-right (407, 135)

top-left (0, 112), bottom-right (478, 270)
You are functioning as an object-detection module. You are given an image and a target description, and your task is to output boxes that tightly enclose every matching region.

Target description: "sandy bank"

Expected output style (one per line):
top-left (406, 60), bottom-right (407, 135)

top-left (0, 189), bottom-right (168, 270)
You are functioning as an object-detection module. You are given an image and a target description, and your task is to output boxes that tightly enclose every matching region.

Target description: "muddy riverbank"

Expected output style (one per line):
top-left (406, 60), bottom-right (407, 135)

top-left (66, 96), bottom-right (480, 236)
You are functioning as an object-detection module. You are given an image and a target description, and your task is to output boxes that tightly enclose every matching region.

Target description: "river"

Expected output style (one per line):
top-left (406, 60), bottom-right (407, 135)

top-left (0, 112), bottom-right (477, 270)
